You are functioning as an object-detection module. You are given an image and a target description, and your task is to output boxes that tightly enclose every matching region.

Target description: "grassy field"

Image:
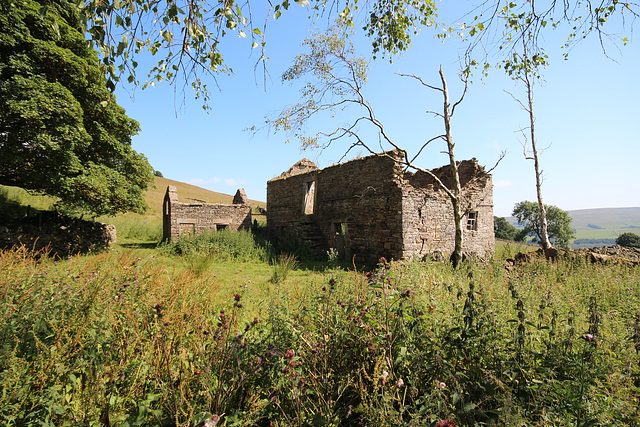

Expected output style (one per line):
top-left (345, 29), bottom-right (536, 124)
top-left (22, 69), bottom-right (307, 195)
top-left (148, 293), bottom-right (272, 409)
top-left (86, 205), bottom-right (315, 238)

top-left (1, 228), bottom-right (639, 426)
top-left (2, 184), bottom-right (640, 425)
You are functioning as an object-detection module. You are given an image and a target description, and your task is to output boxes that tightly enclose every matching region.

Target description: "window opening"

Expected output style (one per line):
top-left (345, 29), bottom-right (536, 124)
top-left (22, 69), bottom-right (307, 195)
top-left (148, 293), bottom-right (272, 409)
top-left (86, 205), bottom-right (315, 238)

top-left (466, 211), bottom-right (478, 231)
top-left (303, 180), bottom-right (316, 215)
top-left (216, 224), bottom-right (229, 231)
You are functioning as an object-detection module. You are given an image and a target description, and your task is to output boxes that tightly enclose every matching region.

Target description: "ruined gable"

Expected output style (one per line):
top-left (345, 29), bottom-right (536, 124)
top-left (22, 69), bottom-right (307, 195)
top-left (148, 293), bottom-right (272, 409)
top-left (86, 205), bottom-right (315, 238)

top-left (401, 159), bottom-right (495, 259)
top-left (162, 186), bottom-right (252, 241)
top-left (271, 158), bottom-right (319, 180)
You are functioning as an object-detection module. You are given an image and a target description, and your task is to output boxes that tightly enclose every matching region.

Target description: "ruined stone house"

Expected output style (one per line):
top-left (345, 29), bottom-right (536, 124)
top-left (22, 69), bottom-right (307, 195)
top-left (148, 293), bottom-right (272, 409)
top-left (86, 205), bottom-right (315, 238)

top-left (162, 185), bottom-right (252, 241)
top-left (267, 150), bottom-right (494, 262)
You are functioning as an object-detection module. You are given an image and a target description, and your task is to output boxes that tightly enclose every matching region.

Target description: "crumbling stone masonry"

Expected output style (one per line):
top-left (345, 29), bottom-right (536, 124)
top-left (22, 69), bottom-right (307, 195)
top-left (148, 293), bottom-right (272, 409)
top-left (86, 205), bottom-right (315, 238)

top-left (267, 150), bottom-right (494, 263)
top-left (162, 186), bottom-right (252, 241)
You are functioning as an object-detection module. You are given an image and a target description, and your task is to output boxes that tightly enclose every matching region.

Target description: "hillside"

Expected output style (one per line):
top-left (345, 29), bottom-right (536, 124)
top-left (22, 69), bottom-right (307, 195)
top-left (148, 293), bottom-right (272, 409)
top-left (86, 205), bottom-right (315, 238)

top-left (1, 178), bottom-right (265, 222)
top-left (506, 207), bottom-right (640, 248)
top-left (145, 177), bottom-right (265, 220)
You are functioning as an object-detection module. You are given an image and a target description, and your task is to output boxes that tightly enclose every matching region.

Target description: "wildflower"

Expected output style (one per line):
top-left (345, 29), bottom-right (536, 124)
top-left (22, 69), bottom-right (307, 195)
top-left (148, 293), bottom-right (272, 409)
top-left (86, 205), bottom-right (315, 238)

top-left (581, 333), bottom-right (596, 342)
top-left (233, 293), bottom-right (241, 301)
top-left (204, 414), bottom-right (222, 427)
top-left (397, 378), bottom-right (404, 387)
top-left (380, 370), bottom-right (389, 384)
top-left (435, 420), bottom-right (456, 427)
top-left (436, 381), bottom-right (446, 390)
top-left (284, 349), bottom-right (295, 359)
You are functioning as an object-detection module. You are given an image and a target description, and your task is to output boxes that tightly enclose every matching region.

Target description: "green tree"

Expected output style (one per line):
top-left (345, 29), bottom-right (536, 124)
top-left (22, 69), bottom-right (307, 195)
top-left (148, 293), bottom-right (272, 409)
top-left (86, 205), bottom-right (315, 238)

top-left (616, 232), bottom-right (640, 248)
top-left (512, 201), bottom-right (575, 248)
top-left (0, 0), bottom-right (154, 216)
top-left (494, 216), bottom-right (526, 242)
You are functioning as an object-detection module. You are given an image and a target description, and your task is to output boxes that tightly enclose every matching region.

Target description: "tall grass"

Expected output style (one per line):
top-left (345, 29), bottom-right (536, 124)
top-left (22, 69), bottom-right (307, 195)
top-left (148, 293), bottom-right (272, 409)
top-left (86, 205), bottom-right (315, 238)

top-left (159, 229), bottom-right (270, 262)
top-left (1, 245), bottom-right (639, 426)
top-left (99, 216), bottom-right (163, 242)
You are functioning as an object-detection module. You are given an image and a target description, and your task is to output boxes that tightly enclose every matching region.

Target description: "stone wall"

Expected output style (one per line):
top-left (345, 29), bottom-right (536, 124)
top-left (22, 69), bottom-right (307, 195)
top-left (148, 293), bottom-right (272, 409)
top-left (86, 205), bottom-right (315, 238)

top-left (162, 186), bottom-right (252, 241)
top-left (267, 151), bottom-right (495, 262)
top-left (0, 213), bottom-right (116, 257)
top-left (401, 159), bottom-right (495, 259)
top-left (268, 152), bottom-right (405, 263)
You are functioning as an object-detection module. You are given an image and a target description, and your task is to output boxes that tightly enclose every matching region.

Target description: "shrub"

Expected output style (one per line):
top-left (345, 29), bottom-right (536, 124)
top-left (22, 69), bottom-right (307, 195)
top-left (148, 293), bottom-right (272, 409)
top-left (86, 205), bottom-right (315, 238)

top-left (616, 232), bottom-right (640, 248)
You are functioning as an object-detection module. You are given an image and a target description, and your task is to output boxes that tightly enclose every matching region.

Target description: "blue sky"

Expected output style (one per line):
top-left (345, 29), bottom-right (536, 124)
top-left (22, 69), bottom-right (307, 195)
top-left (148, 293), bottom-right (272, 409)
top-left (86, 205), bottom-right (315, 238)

top-left (114, 3), bottom-right (640, 217)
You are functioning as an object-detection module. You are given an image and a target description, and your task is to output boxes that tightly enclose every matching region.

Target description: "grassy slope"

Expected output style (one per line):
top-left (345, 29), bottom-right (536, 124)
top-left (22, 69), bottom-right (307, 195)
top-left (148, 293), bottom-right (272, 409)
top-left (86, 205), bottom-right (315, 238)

top-left (568, 207), bottom-right (640, 240)
top-left (140, 176), bottom-right (266, 220)
top-left (1, 178), bottom-right (265, 221)
top-left (1, 179), bottom-right (267, 244)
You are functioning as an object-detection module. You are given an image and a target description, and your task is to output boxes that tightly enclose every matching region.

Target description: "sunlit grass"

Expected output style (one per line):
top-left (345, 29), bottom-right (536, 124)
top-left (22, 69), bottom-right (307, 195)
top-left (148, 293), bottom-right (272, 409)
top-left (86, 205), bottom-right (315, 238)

top-left (2, 236), bottom-right (640, 425)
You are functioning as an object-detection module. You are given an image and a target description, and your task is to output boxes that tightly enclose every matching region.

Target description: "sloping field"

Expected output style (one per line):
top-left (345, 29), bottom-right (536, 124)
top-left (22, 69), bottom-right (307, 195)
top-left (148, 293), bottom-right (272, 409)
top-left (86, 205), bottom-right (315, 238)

top-left (1, 178), bottom-right (265, 222)
top-left (145, 177), bottom-right (265, 220)
top-left (569, 207), bottom-right (640, 239)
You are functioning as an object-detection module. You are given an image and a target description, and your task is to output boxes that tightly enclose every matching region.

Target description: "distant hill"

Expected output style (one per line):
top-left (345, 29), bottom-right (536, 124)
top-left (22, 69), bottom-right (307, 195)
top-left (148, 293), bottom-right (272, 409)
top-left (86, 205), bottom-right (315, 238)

top-left (505, 207), bottom-right (640, 248)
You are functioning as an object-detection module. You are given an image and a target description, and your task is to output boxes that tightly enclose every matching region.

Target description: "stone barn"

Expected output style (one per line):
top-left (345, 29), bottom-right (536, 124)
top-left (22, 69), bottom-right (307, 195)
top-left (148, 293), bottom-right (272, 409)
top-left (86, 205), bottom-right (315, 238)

top-left (267, 150), bottom-right (494, 262)
top-left (162, 185), bottom-right (252, 241)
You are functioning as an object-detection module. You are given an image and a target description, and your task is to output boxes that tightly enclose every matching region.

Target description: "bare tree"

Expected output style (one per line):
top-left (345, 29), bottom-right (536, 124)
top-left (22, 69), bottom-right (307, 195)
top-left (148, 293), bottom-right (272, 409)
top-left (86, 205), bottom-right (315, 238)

top-left (269, 27), bottom-right (502, 267)
top-left (505, 41), bottom-right (553, 251)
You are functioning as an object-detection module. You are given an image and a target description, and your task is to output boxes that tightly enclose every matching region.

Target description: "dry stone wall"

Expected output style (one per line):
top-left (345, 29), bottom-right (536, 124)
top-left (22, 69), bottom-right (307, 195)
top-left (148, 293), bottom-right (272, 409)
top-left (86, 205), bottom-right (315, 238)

top-left (267, 151), bottom-right (495, 262)
top-left (401, 159), bottom-right (495, 259)
top-left (163, 186), bottom-right (251, 241)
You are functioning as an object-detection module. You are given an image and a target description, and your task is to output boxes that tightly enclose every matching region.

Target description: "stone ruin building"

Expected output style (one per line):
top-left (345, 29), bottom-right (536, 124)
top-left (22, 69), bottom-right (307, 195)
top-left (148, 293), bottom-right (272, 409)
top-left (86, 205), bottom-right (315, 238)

top-left (267, 150), bottom-right (494, 263)
top-left (162, 185), bottom-right (252, 241)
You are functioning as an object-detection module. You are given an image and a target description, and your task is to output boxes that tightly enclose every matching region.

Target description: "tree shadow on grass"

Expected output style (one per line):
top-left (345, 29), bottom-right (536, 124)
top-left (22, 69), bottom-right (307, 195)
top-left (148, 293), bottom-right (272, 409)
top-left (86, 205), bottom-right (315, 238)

top-left (119, 242), bottom-right (160, 249)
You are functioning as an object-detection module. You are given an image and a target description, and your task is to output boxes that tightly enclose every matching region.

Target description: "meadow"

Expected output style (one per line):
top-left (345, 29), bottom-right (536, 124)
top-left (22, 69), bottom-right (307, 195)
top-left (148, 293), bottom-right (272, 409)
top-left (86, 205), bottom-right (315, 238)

top-left (1, 223), bottom-right (639, 426)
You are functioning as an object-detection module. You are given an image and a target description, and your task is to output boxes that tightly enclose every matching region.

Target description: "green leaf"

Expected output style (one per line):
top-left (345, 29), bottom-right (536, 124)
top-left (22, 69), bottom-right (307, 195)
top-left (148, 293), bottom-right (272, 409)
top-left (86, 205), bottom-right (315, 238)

top-left (162, 30), bottom-right (173, 43)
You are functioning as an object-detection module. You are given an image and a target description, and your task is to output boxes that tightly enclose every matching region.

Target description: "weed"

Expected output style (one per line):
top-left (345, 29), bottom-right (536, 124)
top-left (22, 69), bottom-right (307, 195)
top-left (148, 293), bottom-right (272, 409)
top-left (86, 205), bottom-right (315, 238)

top-left (269, 253), bottom-right (299, 284)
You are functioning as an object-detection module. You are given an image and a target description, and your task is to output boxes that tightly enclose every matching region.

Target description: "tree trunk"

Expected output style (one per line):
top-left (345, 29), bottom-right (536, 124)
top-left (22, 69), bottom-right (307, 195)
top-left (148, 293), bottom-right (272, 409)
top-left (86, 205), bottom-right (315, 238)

top-left (524, 72), bottom-right (552, 251)
top-left (440, 68), bottom-right (464, 268)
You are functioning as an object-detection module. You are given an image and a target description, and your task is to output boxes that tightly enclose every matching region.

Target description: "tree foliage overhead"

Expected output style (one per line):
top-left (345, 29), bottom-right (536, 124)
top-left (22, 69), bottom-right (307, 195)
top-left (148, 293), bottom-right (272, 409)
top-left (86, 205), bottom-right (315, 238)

top-left (76, 0), bottom-right (637, 104)
top-left (0, 0), bottom-right (154, 216)
top-left (512, 201), bottom-right (575, 248)
top-left (81, 0), bottom-right (437, 104)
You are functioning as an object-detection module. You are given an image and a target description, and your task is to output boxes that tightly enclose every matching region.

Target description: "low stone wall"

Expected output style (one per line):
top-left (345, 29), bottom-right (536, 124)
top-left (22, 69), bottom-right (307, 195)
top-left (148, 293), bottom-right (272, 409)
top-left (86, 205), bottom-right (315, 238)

top-left (0, 213), bottom-right (116, 257)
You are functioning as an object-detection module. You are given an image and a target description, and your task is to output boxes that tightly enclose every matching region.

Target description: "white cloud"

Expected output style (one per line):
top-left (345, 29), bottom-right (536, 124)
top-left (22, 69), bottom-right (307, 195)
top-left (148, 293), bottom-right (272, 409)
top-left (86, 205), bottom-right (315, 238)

top-left (494, 180), bottom-right (515, 188)
top-left (224, 178), bottom-right (246, 187)
top-left (187, 177), bottom-right (222, 185)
